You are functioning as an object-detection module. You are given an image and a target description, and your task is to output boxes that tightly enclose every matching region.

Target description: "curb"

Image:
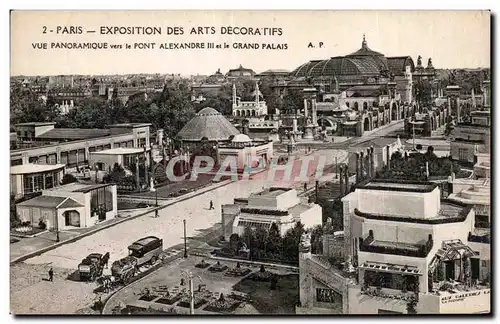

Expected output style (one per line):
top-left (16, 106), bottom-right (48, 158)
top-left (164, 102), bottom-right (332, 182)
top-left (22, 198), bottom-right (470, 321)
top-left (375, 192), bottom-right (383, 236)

top-left (10, 179), bottom-right (235, 265)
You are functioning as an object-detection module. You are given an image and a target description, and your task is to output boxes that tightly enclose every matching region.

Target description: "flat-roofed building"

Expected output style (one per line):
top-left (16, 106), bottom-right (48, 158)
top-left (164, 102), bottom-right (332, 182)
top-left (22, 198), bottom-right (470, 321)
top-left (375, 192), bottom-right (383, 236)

top-left (10, 123), bottom-right (151, 170)
top-left (10, 163), bottom-right (66, 199)
top-left (16, 183), bottom-right (117, 230)
top-left (339, 179), bottom-right (490, 314)
top-left (88, 147), bottom-right (151, 172)
top-left (230, 187), bottom-right (322, 237)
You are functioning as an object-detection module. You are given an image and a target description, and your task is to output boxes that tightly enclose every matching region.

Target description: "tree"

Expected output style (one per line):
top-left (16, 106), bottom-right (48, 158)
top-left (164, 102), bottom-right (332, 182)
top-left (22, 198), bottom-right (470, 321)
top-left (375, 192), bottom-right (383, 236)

top-left (310, 225), bottom-right (324, 254)
top-left (282, 89), bottom-right (304, 115)
top-left (282, 222), bottom-right (305, 261)
top-left (265, 222), bottom-right (282, 255)
top-left (61, 174), bottom-right (77, 185)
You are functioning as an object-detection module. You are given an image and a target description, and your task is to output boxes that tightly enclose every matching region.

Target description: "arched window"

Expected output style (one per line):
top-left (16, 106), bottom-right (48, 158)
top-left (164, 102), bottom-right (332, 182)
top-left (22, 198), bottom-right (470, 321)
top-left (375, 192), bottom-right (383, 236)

top-left (252, 110), bottom-right (256, 117)
top-left (354, 102), bottom-right (359, 111)
top-left (363, 102), bottom-right (368, 110)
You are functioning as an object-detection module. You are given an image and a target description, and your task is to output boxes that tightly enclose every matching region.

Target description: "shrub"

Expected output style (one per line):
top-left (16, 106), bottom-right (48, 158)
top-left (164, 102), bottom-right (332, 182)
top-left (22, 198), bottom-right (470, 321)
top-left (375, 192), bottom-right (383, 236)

top-left (61, 173), bottom-right (78, 185)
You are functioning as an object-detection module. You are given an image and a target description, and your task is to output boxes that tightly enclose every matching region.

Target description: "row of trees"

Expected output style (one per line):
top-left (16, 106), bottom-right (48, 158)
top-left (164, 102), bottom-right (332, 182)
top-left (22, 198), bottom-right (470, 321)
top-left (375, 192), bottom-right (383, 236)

top-left (229, 222), bottom-right (312, 264)
top-left (10, 82), bottom-right (197, 139)
top-left (10, 76), bottom-right (304, 134)
top-left (377, 149), bottom-right (461, 180)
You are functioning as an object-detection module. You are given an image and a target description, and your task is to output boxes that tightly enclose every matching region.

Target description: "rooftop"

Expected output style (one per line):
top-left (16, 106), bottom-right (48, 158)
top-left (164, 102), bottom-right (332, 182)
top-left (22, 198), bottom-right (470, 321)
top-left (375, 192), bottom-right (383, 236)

top-left (36, 128), bottom-right (111, 140)
top-left (10, 163), bottom-right (65, 175)
top-left (16, 195), bottom-right (83, 209)
top-left (177, 107), bottom-right (240, 141)
top-left (357, 179), bottom-right (438, 193)
top-left (15, 122), bottom-right (56, 127)
top-left (44, 182), bottom-right (113, 194)
top-left (354, 200), bottom-right (471, 223)
top-left (252, 187), bottom-right (291, 198)
top-left (108, 123), bottom-right (152, 128)
top-left (90, 147), bottom-right (147, 155)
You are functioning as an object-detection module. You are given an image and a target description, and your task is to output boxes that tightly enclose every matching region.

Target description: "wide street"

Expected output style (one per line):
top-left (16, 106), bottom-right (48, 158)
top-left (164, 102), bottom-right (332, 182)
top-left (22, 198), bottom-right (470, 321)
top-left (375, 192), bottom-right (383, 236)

top-left (10, 148), bottom-right (347, 314)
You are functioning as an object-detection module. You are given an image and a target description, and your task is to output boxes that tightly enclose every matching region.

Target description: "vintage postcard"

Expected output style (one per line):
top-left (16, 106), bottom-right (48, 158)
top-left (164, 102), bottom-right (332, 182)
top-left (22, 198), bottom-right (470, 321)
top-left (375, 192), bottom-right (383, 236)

top-left (9, 10), bottom-right (491, 315)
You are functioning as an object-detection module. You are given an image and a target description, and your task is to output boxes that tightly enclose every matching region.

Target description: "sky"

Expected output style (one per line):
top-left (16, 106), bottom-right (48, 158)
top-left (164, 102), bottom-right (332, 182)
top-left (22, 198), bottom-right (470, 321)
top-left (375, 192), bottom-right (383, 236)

top-left (10, 10), bottom-right (491, 76)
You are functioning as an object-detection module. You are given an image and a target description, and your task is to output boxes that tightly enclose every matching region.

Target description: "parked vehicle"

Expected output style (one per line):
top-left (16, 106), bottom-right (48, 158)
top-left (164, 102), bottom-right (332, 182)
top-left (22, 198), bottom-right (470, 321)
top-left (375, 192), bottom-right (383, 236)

top-left (127, 236), bottom-right (163, 266)
top-left (109, 236), bottom-right (163, 284)
top-left (110, 256), bottom-right (138, 284)
top-left (78, 253), bottom-right (105, 281)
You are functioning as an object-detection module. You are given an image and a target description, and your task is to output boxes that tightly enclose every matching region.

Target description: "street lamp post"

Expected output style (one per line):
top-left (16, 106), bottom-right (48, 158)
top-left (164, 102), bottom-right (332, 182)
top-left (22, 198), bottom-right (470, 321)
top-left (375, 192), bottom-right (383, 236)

top-left (55, 216), bottom-right (60, 242)
top-left (335, 157), bottom-right (338, 179)
top-left (183, 219), bottom-right (188, 258)
top-left (154, 180), bottom-right (159, 218)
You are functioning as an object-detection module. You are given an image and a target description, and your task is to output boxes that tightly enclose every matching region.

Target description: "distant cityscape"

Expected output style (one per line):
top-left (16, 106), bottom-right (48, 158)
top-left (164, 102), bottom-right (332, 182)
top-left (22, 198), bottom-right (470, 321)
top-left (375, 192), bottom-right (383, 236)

top-left (10, 35), bottom-right (491, 316)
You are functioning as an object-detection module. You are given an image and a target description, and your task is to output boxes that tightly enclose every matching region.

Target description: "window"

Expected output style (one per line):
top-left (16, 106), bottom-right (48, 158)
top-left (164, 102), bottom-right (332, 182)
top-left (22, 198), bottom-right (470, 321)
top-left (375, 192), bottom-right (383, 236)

top-left (481, 260), bottom-right (487, 267)
top-left (90, 185), bottom-right (114, 216)
top-left (316, 288), bottom-right (341, 303)
top-left (458, 148), bottom-right (468, 161)
top-left (364, 270), bottom-right (414, 291)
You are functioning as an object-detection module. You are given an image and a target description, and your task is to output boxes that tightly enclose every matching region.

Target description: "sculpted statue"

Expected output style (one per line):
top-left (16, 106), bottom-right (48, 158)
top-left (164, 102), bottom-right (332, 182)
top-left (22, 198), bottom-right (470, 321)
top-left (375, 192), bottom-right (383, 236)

top-left (417, 55), bottom-right (422, 66)
top-left (427, 58), bottom-right (433, 67)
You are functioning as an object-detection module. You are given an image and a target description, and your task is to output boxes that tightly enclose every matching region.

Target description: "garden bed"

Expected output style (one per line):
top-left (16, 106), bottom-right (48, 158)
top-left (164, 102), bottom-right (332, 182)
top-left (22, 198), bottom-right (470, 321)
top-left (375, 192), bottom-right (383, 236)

top-left (208, 262), bottom-right (229, 272)
top-left (177, 296), bottom-right (207, 309)
top-left (11, 226), bottom-right (46, 237)
top-left (204, 297), bottom-right (241, 313)
top-left (195, 260), bottom-right (211, 269)
top-left (138, 294), bottom-right (159, 302)
top-left (225, 268), bottom-right (251, 277)
top-left (155, 294), bottom-right (182, 305)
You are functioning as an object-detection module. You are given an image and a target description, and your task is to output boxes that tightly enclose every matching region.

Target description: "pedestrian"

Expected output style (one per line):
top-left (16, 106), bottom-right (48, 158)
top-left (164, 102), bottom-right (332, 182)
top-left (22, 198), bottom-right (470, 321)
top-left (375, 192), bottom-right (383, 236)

top-left (48, 267), bottom-right (54, 282)
top-left (209, 200), bottom-right (214, 210)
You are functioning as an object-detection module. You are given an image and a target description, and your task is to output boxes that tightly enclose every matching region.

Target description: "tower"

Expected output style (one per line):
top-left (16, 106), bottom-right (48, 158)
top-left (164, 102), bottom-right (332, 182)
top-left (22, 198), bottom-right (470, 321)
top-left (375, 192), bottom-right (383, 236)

top-left (255, 82), bottom-right (260, 107)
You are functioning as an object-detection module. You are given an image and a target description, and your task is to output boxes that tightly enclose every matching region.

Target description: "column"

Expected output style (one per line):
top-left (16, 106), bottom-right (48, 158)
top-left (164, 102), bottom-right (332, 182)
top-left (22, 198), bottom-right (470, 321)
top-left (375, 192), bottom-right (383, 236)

top-left (339, 165), bottom-right (345, 197)
top-left (312, 98), bottom-right (317, 126)
top-left (366, 149), bottom-right (371, 179)
top-left (355, 153), bottom-right (360, 184)
top-left (303, 98), bottom-right (308, 118)
top-left (386, 145), bottom-right (391, 170)
top-left (359, 151), bottom-right (364, 181)
top-left (456, 97), bottom-right (461, 122)
top-left (344, 164), bottom-right (349, 195)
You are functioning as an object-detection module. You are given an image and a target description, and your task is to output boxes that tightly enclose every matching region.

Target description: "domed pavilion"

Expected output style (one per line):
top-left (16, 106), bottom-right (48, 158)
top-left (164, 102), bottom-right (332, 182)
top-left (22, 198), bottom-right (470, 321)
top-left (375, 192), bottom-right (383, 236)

top-left (177, 107), bottom-right (240, 142)
top-left (176, 107), bottom-right (273, 173)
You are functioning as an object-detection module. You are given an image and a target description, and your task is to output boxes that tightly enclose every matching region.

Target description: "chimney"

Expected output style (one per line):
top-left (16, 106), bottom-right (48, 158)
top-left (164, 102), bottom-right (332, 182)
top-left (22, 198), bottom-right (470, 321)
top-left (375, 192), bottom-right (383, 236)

top-left (386, 145), bottom-right (391, 170)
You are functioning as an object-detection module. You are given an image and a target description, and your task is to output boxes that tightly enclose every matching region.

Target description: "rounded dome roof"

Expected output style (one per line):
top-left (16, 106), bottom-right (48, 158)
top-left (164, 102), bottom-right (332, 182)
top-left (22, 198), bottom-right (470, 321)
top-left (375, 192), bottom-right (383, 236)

top-left (232, 134), bottom-right (252, 143)
top-left (177, 107), bottom-right (240, 141)
top-left (290, 36), bottom-right (395, 79)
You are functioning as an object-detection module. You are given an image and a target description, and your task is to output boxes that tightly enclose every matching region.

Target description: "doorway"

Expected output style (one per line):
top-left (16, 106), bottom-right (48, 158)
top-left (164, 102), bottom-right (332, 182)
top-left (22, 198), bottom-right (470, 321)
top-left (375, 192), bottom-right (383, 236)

top-left (471, 258), bottom-right (480, 281)
top-left (64, 210), bottom-right (81, 227)
top-left (444, 260), bottom-right (455, 281)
